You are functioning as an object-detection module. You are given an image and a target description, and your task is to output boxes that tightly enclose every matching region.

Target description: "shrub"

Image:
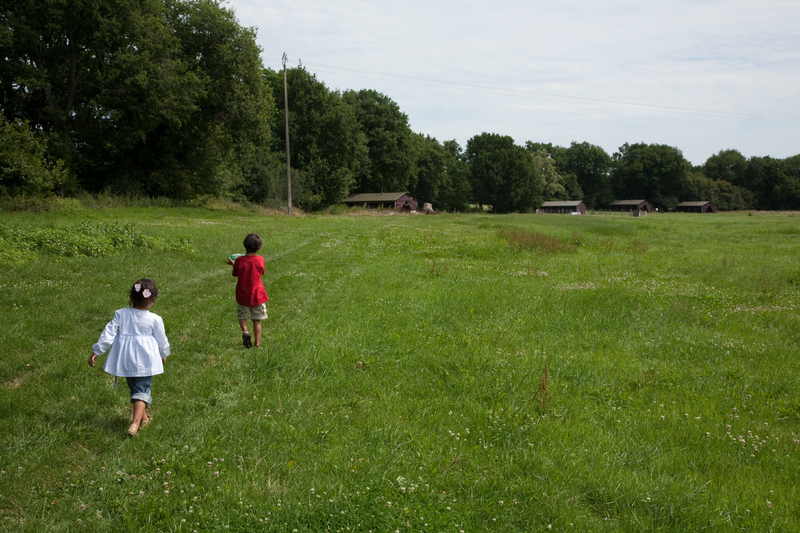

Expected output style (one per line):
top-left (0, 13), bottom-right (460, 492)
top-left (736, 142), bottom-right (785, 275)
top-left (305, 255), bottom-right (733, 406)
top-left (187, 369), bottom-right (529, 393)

top-left (0, 119), bottom-right (71, 197)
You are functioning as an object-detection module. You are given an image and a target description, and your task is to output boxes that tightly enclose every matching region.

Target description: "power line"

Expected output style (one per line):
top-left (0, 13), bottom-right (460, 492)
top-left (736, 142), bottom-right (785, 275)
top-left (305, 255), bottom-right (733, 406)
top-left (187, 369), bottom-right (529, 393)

top-left (265, 61), bottom-right (800, 124)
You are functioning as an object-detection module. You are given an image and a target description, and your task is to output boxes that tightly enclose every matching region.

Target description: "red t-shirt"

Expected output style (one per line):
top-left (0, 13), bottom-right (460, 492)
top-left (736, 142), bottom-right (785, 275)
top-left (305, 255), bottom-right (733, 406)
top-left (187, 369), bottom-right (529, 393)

top-left (232, 254), bottom-right (268, 307)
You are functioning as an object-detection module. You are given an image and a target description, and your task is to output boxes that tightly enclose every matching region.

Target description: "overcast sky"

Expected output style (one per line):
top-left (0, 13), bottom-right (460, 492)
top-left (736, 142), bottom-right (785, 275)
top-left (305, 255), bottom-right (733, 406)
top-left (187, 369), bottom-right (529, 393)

top-left (225, 0), bottom-right (799, 166)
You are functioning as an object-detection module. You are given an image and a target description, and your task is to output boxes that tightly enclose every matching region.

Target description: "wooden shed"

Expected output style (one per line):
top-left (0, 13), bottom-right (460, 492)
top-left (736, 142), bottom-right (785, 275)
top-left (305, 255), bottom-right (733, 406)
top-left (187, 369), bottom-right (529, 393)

top-left (342, 192), bottom-right (418, 212)
top-left (608, 199), bottom-right (653, 213)
top-left (676, 201), bottom-right (717, 213)
top-left (539, 200), bottom-right (586, 215)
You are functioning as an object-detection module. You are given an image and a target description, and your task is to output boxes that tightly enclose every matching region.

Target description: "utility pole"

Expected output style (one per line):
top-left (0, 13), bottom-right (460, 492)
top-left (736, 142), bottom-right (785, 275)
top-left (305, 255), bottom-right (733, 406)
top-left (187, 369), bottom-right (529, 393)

top-left (283, 53), bottom-right (292, 215)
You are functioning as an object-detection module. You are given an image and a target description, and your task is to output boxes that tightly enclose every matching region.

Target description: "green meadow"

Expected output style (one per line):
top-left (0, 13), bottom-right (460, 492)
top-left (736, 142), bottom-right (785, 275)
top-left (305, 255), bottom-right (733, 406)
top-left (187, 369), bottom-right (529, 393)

top-left (1, 207), bottom-right (799, 532)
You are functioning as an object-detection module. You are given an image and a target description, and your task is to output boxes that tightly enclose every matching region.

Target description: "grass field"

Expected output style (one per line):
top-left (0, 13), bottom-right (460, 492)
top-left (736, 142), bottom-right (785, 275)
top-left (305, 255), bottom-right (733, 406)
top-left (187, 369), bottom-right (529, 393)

top-left (1, 206), bottom-right (799, 532)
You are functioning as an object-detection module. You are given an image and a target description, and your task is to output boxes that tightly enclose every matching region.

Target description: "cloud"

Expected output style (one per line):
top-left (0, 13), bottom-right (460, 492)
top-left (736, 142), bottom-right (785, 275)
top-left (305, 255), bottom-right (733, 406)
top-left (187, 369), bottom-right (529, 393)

top-left (227, 0), bottom-right (800, 164)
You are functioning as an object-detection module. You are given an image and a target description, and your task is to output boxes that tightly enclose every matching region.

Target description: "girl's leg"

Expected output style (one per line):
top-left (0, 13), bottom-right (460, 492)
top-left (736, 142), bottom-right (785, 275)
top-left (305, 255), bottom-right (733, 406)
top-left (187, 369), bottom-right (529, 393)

top-left (132, 400), bottom-right (147, 426)
top-left (126, 376), bottom-right (153, 435)
top-left (253, 320), bottom-right (262, 347)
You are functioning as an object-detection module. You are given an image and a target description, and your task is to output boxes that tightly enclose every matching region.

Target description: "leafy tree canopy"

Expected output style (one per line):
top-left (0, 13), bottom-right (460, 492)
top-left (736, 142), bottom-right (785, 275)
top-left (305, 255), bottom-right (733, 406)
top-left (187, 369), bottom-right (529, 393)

top-left (265, 66), bottom-right (366, 210)
top-left (1, 0), bottom-right (271, 198)
top-left (342, 89), bottom-right (415, 195)
top-left (612, 143), bottom-right (692, 211)
top-left (466, 133), bottom-right (544, 213)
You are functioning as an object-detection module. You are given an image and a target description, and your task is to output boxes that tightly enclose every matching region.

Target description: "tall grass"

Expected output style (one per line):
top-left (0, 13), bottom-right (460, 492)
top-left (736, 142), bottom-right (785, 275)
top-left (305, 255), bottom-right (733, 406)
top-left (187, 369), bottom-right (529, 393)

top-left (0, 208), bottom-right (798, 531)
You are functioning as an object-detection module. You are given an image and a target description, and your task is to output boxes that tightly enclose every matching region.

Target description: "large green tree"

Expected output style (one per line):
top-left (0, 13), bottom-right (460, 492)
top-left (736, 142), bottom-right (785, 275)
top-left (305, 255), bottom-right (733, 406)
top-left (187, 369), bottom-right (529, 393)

top-left (266, 66), bottom-right (366, 210)
top-left (611, 143), bottom-right (692, 210)
top-left (342, 89), bottom-right (415, 194)
top-left (466, 133), bottom-right (544, 213)
top-left (0, 0), bottom-right (271, 197)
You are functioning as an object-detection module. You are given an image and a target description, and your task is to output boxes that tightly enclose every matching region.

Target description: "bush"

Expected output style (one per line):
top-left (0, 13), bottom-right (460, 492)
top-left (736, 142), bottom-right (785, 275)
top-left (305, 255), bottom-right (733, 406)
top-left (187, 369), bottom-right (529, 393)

top-left (0, 119), bottom-right (71, 197)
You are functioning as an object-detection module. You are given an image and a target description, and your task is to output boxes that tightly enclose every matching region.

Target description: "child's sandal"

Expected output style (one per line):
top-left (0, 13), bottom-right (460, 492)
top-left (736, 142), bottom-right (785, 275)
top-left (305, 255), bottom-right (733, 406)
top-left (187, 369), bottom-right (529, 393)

top-left (126, 423), bottom-right (139, 437)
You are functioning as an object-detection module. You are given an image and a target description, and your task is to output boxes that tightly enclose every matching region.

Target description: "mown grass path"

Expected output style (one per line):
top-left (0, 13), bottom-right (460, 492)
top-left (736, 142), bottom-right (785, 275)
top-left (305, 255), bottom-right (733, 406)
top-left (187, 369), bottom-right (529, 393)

top-left (1, 209), bottom-right (799, 531)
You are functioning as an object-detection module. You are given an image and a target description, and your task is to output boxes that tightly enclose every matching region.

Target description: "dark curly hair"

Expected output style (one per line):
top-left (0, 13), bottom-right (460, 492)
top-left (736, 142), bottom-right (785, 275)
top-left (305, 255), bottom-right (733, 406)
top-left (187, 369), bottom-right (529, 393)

top-left (129, 278), bottom-right (159, 308)
top-left (243, 233), bottom-right (262, 253)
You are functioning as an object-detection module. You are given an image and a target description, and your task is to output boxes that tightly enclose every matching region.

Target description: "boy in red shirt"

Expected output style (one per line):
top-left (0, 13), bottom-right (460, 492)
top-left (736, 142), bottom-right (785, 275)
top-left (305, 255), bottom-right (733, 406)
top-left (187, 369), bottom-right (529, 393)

top-left (228, 233), bottom-right (269, 348)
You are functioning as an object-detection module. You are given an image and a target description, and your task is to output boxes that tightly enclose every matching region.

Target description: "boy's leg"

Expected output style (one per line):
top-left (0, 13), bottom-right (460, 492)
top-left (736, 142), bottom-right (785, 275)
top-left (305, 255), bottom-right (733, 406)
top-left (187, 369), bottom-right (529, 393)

top-left (238, 305), bottom-right (252, 348)
top-left (253, 320), bottom-right (261, 347)
top-left (240, 318), bottom-right (252, 348)
top-left (251, 304), bottom-right (267, 348)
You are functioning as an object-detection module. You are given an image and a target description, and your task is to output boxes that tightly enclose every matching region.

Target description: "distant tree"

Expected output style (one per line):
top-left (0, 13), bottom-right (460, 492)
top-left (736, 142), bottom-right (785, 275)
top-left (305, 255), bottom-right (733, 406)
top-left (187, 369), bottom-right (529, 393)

top-left (343, 89), bottom-right (415, 194)
top-left (703, 149), bottom-right (748, 187)
top-left (683, 172), bottom-right (753, 211)
top-left (266, 66), bottom-right (366, 210)
top-left (612, 143), bottom-right (692, 211)
top-left (466, 133), bottom-right (544, 213)
top-left (530, 147), bottom-right (578, 201)
top-left (783, 154), bottom-right (800, 208)
top-left (563, 142), bottom-right (613, 208)
top-left (410, 135), bottom-right (471, 212)
top-left (745, 156), bottom-right (800, 210)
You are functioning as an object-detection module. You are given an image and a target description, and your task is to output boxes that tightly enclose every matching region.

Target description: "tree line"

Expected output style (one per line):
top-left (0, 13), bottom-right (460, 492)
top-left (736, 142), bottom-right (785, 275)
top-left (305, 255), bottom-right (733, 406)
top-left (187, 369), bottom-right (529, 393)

top-left (2, 0), bottom-right (799, 212)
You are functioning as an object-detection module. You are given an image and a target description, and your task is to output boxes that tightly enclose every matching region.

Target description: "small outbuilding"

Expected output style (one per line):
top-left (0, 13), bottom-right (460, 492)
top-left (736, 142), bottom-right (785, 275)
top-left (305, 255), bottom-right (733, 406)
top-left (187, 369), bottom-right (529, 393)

top-left (676, 201), bottom-right (717, 213)
top-left (342, 192), bottom-right (418, 212)
top-left (608, 199), bottom-right (653, 213)
top-left (539, 200), bottom-right (586, 215)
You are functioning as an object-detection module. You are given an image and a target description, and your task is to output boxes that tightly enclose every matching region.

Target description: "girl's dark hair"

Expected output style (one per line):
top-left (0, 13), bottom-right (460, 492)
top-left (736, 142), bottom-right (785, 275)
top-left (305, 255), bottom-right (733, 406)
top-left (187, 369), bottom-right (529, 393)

top-left (129, 279), bottom-right (158, 308)
top-left (243, 233), bottom-right (262, 253)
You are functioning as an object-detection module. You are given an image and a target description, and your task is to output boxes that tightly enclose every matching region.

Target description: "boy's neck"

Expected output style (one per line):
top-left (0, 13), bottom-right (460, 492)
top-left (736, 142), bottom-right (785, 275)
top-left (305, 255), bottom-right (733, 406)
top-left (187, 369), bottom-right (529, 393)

top-left (245, 251), bottom-right (259, 256)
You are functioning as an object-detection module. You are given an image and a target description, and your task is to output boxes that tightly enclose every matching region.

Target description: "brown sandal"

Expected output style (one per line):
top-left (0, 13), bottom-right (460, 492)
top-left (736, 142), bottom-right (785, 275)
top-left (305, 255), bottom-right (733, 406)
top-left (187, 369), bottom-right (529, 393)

top-left (126, 423), bottom-right (139, 437)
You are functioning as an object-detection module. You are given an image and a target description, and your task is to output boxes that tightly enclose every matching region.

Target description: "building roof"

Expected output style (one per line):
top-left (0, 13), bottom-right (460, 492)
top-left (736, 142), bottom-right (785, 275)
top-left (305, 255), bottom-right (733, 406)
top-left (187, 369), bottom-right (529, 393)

top-left (541, 201), bottom-right (584, 207)
top-left (676, 201), bottom-right (713, 207)
top-left (609, 200), bottom-right (647, 206)
top-left (342, 192), bottom-right (409, 203)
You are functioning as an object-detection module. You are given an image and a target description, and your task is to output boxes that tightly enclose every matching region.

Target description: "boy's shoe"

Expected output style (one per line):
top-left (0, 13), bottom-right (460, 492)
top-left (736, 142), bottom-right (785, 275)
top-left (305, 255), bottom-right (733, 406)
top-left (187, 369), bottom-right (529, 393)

top-left (242, 332), bottom-right (252, 348)
top-left (126, 423), bottom-right (139, 437)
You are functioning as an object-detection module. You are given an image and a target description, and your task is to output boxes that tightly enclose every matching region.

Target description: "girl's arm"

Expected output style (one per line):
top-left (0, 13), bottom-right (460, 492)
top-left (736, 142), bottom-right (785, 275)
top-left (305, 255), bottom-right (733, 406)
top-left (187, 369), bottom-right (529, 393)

top-left (153, 315), bottom-right (171, 359)
top-left (92, 311), bottom-right (120, 358)
top-left (88, 353), bottom-right (99, 367)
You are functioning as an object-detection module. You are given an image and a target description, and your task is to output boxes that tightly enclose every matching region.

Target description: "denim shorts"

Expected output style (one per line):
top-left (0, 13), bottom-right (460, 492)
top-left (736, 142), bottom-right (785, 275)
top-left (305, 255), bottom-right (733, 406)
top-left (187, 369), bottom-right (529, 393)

top-left (126, 376), bottom-right (153, 406)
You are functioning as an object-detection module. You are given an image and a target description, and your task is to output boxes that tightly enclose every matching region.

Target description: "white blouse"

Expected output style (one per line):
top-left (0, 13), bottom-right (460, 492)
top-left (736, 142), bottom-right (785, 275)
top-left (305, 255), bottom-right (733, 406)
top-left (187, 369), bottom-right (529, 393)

top-left (93, 308), bottom-right (170, 377)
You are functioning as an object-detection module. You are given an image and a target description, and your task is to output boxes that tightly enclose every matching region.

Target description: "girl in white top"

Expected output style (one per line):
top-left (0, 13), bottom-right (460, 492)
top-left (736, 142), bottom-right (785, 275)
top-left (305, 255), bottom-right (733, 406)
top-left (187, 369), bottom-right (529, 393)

top-left (89, 279), bottom-right (170, 437)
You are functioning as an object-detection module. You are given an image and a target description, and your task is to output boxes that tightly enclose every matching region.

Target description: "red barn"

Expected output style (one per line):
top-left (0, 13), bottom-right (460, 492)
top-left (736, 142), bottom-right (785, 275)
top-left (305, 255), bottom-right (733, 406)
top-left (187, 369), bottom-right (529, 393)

top-left (342, 192), bottom-right (418, 212)
top-left (676, 201), bottom-right (717, 213)
top-left (539, 201), bottom-right (586, 215)
top-left (608, 200), bottom-right (653, 213)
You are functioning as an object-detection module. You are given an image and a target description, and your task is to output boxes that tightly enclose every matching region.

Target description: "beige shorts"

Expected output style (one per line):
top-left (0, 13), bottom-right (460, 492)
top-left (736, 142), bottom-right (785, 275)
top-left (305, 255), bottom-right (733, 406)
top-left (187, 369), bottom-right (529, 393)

top-left (237, 303), bottom-right (268, 321)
